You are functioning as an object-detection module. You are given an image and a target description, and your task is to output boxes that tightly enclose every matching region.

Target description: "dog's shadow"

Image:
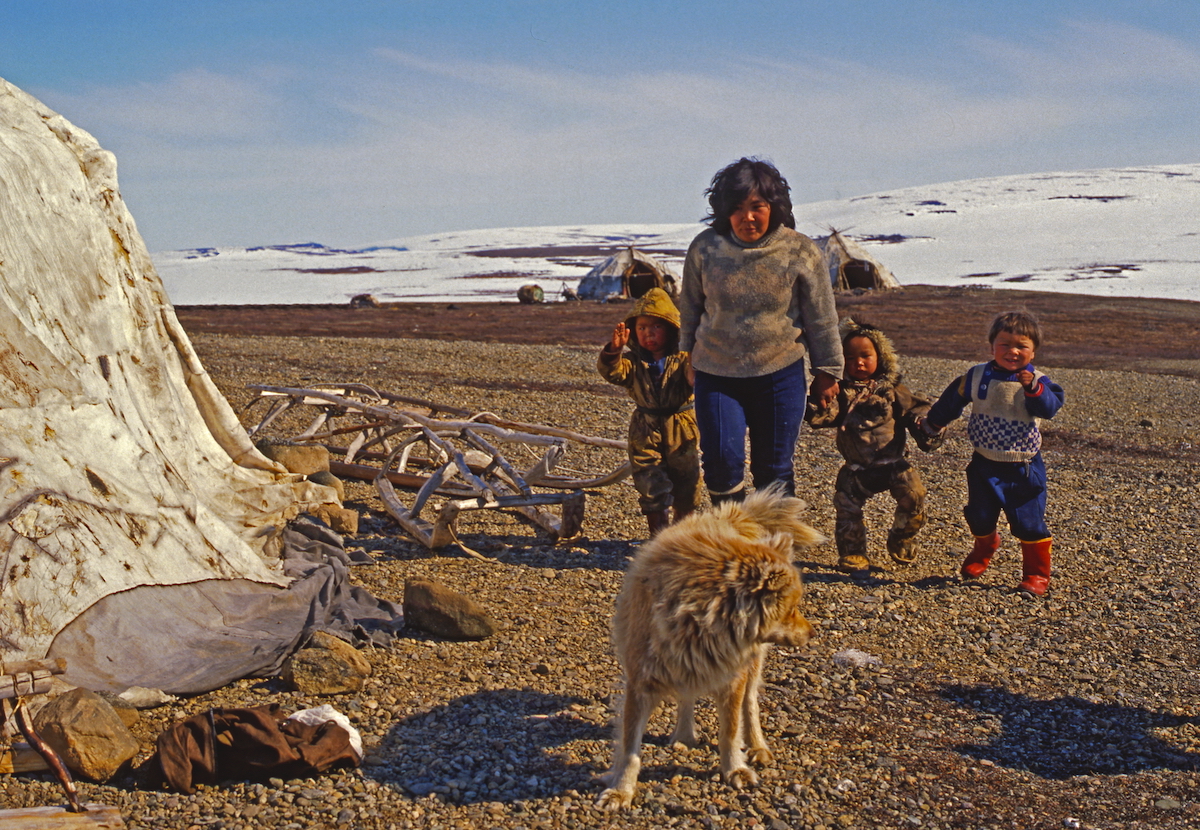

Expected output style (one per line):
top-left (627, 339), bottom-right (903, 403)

top-left (366, 687), bottom-right (615, 804)
top-left (941, 684), bottom-right (1200, 778)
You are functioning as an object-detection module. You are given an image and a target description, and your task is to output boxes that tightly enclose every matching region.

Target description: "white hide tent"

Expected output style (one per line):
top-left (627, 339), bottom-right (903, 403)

top-left (821, 229), bottom-right (902, 292)
top-left (0, 78), bottom-right (398, 694)
top-left (576, 247), bottom-right (680, 301)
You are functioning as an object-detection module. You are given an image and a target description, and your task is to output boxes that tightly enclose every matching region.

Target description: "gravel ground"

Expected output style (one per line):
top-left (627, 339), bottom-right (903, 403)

top-left (4, 333), bottom-right (1199, 830)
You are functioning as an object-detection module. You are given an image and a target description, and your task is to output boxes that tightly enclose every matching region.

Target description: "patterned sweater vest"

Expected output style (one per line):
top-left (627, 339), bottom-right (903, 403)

top-left (964, 363), bottom-right (1044, 462)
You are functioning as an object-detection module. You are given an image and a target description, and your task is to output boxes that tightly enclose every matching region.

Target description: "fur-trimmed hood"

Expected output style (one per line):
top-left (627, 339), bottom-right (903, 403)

top-left (839, 317), bottom-right (900, 387)
top-left (807, 317), bottom-right (938, 466)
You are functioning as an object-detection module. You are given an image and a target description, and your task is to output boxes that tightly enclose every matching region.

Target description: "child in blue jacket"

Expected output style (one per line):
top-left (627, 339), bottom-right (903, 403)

top-left (922, 311), bottom-right (1065, 595)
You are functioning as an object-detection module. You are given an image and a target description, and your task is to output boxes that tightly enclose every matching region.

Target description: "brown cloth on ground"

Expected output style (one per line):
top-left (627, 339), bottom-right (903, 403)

top-left (150, 704), bottom-right (360, 793)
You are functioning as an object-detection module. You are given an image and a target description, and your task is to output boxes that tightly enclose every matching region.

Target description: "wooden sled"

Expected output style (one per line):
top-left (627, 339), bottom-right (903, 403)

top-left (243, 384), bottom-right (629, 552)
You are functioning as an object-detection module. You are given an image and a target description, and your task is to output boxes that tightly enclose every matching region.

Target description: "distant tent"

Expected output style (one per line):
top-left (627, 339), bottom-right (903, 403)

top-left (576, 247), bottom-right (680, 301)
top-left (820, 229), bottom-right (902, 292)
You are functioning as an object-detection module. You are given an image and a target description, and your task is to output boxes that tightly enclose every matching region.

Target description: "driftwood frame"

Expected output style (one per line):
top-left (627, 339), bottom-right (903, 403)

top-left (242, 384), bottom-right (629, 553)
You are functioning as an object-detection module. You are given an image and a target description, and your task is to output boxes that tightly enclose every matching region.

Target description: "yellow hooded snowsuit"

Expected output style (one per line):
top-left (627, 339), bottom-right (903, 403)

top-left (597, 288), bottom-right (701, 515)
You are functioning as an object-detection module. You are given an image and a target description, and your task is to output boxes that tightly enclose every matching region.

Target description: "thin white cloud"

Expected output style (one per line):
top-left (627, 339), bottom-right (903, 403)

top-left (29, 18), bottom-right (1200, 249)
top-left (50, 68), bottom-right (289, 143)
top-left (971, 19), bottom-right (1200, 89)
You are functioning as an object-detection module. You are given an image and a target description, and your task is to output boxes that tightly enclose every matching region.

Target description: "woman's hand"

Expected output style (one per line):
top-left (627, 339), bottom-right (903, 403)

top-left (810, 372), bottom-right (839, 410)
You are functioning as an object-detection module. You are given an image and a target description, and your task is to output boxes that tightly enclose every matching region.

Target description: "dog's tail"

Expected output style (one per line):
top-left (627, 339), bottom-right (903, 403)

top-left (712, 482), bottom-right (826, 552)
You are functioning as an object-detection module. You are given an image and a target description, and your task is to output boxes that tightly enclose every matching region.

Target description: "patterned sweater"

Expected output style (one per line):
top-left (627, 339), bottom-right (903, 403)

top-left (927, 362), bottom-right (1065, 462)
top-left (679, 226), bottom-right (843, 379)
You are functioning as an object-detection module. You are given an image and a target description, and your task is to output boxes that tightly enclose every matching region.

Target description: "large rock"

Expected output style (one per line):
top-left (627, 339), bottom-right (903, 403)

top-left (33, 688), bottom-right (139, 782)
top-left (403, 579), bottom-right (499, 640)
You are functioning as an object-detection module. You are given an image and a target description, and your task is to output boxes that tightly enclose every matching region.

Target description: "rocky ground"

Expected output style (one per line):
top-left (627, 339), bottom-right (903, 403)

top-left (4, 293), bottom-right (1200, 829)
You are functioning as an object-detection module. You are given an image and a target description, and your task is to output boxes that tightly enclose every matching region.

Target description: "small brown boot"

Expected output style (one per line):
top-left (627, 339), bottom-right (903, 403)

top-left (1018, 538), bottom-right (1052, 596)
top-left (836, 536), bottom-right (871, 574)
top-left (837, 553), bottom-right (871, 574)
top-left (961, 532), bottom-right (1001, 579)
top-left (645, 509), bottom-right (670, 537)
top-left (887, 530), bottom-right (920, 565)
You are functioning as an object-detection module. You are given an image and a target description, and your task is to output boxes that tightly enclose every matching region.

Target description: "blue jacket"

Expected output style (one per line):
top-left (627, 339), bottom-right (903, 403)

top-left (927, 361), bottom-right (1064, 462)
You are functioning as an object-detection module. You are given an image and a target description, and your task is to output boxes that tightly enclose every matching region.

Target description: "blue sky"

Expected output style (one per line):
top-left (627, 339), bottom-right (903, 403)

top-left (3, 1), bottom-right (1198, 250)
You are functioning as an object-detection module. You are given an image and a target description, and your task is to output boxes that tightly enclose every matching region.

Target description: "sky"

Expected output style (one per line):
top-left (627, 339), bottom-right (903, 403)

top-left (3, 1), bottom-right (1199, 251)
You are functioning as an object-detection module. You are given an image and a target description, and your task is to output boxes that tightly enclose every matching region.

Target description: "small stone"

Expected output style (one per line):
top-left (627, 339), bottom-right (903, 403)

top-left (308, 469), bottom-right (346, 502)
top-left (308, 503), bottom-right (360, 534)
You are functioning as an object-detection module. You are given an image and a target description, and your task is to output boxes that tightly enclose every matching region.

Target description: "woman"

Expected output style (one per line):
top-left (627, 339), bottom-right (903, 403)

top-left (679, 157), bottom-right (843, 502)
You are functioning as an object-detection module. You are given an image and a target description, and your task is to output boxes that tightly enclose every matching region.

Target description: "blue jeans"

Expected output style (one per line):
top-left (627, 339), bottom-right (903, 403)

top-left (693, 359), bottom-right (808, 497)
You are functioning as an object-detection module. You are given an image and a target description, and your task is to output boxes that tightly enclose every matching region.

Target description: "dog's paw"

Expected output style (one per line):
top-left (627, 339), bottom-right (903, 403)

top-left (746, 746), bottom-right (774, 767)
top-left (724, 765), bottom-right (759, 790)
top-left (595, 787), bottom-right (634, 811)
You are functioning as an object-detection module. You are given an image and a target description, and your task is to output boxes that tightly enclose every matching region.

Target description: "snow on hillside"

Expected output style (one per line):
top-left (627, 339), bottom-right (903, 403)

top-left (153, 165), bottom-right (1200, 305)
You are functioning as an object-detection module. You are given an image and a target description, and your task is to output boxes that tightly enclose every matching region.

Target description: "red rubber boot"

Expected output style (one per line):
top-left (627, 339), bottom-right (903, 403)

top-left (961, 532), bottom-right (1001, 579)
top-left (1018, 538), bottom-right (1052, 596)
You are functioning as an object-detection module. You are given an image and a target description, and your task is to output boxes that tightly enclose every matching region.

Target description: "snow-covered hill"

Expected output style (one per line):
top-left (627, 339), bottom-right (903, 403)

top-left (153, 164), bottom-right (1200, 304)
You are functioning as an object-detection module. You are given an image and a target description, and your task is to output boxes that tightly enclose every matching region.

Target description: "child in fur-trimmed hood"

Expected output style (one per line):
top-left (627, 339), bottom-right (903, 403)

top-left (807, 318), bottom-right (941, 573)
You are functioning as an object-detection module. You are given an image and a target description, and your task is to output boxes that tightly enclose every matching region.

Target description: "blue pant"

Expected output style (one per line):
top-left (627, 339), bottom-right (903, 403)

top-left (693, 359), bottom-right (807, 497)
top-left (964, 452), bottom-right (1050, 541)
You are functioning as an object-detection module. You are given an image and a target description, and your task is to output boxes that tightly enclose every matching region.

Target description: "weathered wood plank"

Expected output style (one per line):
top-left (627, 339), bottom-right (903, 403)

top-left (0, 746), bottom-right (49, 774)
top-left (0, 804), bottom-right (124, 829)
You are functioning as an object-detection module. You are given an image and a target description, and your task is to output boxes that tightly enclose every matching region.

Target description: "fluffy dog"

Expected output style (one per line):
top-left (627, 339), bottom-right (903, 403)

top-left (596, 486), bottom-right (822, 810)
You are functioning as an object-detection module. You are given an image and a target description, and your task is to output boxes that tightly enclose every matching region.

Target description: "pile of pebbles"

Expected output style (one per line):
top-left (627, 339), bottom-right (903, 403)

top-left (3, 333), bottom-right (1198, 830)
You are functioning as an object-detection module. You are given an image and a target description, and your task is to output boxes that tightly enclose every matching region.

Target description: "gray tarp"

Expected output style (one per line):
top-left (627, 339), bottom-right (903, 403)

top-left (48, 520), bottom-right (403, 695)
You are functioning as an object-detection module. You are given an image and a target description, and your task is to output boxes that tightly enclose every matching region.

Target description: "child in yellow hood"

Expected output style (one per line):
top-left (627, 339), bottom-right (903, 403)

top-left (598, 288), bottom-right (702, 537)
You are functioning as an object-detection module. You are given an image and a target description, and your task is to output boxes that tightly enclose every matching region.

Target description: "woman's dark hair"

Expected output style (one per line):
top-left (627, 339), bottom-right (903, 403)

top-left (703, 157), bottom-right (796, 236)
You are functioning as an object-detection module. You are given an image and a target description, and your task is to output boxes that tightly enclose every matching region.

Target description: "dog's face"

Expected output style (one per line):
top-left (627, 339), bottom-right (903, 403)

top-left (758, 565), bottom-right (815, 648)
